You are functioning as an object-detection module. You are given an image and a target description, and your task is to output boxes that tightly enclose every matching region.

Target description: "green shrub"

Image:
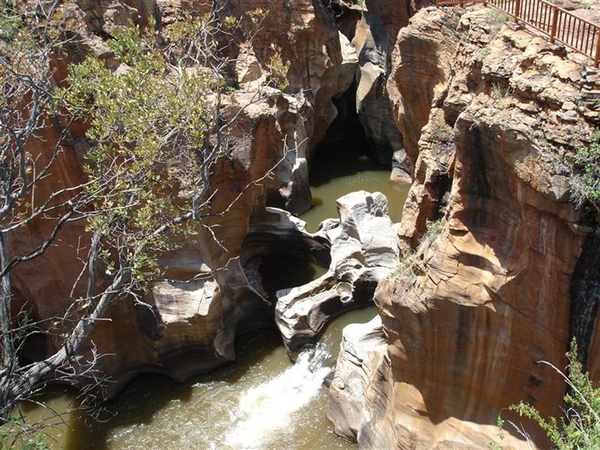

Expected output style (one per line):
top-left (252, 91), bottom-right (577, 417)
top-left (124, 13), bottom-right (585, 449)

top-left (390, 219), bottom-right (445, 286)
top-left (0, 2), bottom-right (22, 42)
top-left (266, 44), bottom-right (290, 90)
top-left (62, 23), bottom-right (217, 280)
top-left (571, 130), bottom-right (600, 210)
top-left (508, 339), bottom-right (600, 449)
top-left (0, 416), bottom-right (49, 450)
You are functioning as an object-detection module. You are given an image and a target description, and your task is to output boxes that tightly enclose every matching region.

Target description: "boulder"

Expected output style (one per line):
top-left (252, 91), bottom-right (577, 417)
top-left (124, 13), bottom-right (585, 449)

top-left (327, 315), bottom-right (387, 441)
top-left (275, 191), bottom-right (399, 351)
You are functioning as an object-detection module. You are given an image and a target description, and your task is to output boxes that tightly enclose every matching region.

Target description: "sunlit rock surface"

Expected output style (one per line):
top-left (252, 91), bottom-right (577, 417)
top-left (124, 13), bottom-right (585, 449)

top-left (327, 315), bottom-right (386, 441)
top-left (329, 6), bottom-right (600, 449)
top-left (11, 0), bottom-right (353, 394)
top-left (275, 191), bottom-right (399, 351)
top-left (12, 2), bottom-right (600, 448)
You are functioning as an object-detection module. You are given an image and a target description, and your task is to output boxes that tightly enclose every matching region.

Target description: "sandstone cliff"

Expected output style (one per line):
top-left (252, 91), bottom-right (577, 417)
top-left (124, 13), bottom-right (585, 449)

top-left (329, 5), bottom-right (600, 449)
top-left (9, 0), bottom-right (354, 393)
top-left (10, 0), bottom-right (600, 448)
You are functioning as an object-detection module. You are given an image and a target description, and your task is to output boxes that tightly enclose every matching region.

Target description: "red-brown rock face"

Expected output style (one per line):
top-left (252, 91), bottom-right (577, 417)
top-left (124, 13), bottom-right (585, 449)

top-left (13, 3), bottom-right (600, 447)
top-left (9, 0), bottom-right (349, 394)
top-left (329, 6), bottom-right (600, 449)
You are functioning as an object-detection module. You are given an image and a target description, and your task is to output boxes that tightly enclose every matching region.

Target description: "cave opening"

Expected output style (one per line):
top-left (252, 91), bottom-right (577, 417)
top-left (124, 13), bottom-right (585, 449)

top-left (258, 253), bottom-right (327, 300)
top-left (309, 80), bottom-right (389, 188)
top-left (302, 81), bottom-right (410, 231)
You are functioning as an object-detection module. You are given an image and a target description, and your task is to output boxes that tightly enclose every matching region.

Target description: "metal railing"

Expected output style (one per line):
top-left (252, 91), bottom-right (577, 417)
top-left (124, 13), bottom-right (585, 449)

top-left (435, 0), bottom-right (600, 66)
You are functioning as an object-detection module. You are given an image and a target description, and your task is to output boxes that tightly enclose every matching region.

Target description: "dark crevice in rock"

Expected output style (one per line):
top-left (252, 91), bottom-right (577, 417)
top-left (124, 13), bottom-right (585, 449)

top-left (241, 208), bottom-right (331, 304)
top-left (312, 81), bottom-right (374, 163)
top-left (569, 231), bottom-right (600, 366)
top-left (319, 0), bottom-right (344, 17)
top-left (335, 4), bottom-right (362, 42)
top-left (429, 172), bottom-right (453, 221)
top-left (310, 80), bottom-right (390, 186)
top-left (258, 254), bottom-right (327, 300)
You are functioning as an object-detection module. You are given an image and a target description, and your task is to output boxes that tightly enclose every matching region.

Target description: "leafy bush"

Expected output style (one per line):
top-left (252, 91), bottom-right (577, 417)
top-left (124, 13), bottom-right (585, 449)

top-left (266, 44), bottom-right (290, 90)
top-left (0, 2), bottom-right (22, 42)
top-left (61, 8), bottom-right (271, 281)
top-left (509, 339), bottom-right (600, 449)
top-left (571, 130), bottom-right (600, 210)
top-left (63, 23), bottom-right (218, 281)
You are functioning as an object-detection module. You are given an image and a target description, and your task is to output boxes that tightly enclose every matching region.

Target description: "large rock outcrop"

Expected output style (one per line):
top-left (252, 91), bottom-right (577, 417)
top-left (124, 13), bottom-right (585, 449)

top-left (329, 6), bottom-right (600, 449)
top-left (9, 0), bottom-right (358, 394)
top-left (275, 190), bottom-right (400, 351)
top-left (334, 0), bottom-right (437, 177)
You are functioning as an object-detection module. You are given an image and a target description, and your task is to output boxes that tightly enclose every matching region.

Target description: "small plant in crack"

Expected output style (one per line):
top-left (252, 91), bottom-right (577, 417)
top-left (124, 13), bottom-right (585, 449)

top-left (477, 45), bottom-right (493, 61)
top-left (390, 218), bottom-right (446, 288)
top-left (490, 82), bottom-right (511, 101)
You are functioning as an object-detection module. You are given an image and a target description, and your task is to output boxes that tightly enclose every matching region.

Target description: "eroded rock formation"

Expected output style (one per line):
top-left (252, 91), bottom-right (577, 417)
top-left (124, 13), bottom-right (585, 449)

top-left (10, 0), bottom-right (360, 394)
top-left (12, 0), bottom-right (600, 448)
top-left (275, 191), bottom-right (399, 351)
top-left (329, 5), bottom-right (600, 449)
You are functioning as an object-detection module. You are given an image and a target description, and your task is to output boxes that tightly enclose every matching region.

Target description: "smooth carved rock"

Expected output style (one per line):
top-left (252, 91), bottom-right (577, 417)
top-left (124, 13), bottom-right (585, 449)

top-left (387, 7), bottom-right (462, 174)
top-left (330, 7), bottom-right (599, 449)
top-left (12, 0), bottom-right (349, 396)
top-left (275, 191), bottom-right (399, 351)
top-left (327, 315), bottom-right (387, 441)
top-left (338, 31), bottom-right (359, 98)
top-left (351, 0), bottom-right (407, 169)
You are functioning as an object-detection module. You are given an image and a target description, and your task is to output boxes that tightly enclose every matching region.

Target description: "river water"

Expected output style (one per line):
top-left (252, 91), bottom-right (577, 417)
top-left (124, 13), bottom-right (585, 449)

top-left (302, 155), bottom-right (410, 232)
top-left (24, 310), bottom-right (376, 450)
top-left (20, 160), bottom-right (410, 450)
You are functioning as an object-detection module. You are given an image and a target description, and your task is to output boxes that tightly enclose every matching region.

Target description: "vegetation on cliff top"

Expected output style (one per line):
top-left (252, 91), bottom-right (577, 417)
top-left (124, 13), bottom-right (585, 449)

top-left (572, 130), bottom-right (600, 212)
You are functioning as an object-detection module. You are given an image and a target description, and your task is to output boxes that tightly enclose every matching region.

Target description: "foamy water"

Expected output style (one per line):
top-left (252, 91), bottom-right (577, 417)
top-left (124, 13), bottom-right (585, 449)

top-left (26, 307), bottom-right (379, 450)
top-left (225, 344), bottom-right (332, 449)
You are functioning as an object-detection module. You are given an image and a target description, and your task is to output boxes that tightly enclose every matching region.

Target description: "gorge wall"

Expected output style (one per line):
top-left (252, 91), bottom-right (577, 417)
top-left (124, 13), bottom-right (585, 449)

top-left (329, 4), bottom-right (600, 450)
top-left (13, 0), bottom-right (412, 398)
top-left (9, 0), bottom-right (600, 448)
top-left (12, 0), bottom-right (349, 392)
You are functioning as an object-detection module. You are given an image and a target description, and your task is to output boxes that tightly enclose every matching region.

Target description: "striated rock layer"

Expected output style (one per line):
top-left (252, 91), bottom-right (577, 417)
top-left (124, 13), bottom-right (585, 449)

top-left (329, 6), bottom-right (600, 449)
top-left (14, 2), bottom-right (600, 448)
top-left (10, 0), bottom-right (356, 394)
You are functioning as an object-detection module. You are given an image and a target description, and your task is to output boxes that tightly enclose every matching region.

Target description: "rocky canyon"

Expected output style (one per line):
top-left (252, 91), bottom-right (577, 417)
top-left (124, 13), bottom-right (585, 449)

top-left (3, 0), bottom-right (600, 449)
top-left (329, 3), bottom-right (600, 449)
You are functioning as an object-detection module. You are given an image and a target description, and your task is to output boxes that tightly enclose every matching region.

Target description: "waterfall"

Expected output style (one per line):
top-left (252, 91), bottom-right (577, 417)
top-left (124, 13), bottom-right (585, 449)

top-left (224, 344), bottom-right (332, 449)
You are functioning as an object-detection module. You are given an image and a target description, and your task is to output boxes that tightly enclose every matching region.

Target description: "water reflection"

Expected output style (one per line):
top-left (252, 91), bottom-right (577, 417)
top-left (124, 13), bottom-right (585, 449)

top-left (303, 155), bottom-right (410, 232)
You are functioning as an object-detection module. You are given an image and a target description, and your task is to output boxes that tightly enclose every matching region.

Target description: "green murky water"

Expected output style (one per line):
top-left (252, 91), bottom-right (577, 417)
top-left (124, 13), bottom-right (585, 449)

top-left (17, 159), bottom-right (410, 450)
top-left (302, 155), bottom-right (410, 232)
top-left (20, 309), bottom-right (377, 450)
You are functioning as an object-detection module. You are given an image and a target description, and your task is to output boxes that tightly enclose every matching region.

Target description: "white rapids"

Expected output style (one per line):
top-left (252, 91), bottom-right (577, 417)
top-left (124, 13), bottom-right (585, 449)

top-left (224, 344), bottom-right (332, 449)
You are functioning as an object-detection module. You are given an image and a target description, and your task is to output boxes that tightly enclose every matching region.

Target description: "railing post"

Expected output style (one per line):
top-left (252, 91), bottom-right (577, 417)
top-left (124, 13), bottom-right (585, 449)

top-left (550, 6), bottom-right (559, 44)
top-left (514, 0), bottom-right (521, 23)
top-left (595, 28), bottom-right (600, 67)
